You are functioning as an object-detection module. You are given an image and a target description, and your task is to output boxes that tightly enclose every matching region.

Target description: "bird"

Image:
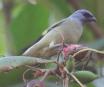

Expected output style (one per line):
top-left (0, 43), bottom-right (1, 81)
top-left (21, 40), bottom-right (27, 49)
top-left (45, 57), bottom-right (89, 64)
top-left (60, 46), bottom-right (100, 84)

top-left (23, 9), bottom-right (96, 58)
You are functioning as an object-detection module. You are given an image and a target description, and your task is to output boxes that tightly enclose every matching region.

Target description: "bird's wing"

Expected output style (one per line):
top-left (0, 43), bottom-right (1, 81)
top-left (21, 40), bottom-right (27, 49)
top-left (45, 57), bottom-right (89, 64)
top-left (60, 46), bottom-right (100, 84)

top-left (22, 18), bottom-right (66, 53)
top-left (42, 18), bottom-right (66, 35)
top-left (33, 18), bottom-right (66, 43)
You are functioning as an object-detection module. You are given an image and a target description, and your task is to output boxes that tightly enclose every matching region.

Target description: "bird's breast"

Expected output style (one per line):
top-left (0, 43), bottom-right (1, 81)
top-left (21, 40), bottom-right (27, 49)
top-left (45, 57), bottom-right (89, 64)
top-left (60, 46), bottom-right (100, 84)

top-left (60, 20), bottom-right (83, 43)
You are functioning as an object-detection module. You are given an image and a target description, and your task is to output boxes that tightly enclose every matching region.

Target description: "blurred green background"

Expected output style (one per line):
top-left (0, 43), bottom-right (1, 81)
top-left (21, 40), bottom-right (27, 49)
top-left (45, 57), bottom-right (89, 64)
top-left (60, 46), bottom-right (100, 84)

top-left (0, 0), bottom-right (104, 87)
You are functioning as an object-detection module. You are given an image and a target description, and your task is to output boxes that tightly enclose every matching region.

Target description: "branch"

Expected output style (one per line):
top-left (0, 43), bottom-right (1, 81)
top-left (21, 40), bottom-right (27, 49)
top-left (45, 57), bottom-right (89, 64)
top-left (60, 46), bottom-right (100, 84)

top-left (0, 44), bottom-right (103, 73)
top-left (67, 0), bottom-right (81, 10)
top-left (0, 56), bottom-right (55, 72)
top-left (87, 22), bottom-right (104, 38)
top-left (3, 0), bottom-right (13, 25)
top-left (3, 0), bottom-right (15, 54)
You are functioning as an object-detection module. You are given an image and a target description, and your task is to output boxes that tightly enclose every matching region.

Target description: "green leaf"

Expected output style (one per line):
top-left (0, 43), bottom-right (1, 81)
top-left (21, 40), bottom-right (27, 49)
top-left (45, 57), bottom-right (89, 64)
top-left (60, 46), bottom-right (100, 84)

top-left (74, 71), bottom-right (98, 84)
top-left (0, 67), bottom-right (25, 87)
top-left (10, 3), bottom-right (50, 54)
top-left (66, 56), bottom-right (75, 72)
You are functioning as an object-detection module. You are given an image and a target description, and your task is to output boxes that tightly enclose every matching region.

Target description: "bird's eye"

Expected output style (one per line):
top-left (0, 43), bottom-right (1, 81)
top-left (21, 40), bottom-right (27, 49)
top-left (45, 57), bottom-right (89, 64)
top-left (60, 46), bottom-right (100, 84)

top-left (83, 12), bottom-right (93, 18)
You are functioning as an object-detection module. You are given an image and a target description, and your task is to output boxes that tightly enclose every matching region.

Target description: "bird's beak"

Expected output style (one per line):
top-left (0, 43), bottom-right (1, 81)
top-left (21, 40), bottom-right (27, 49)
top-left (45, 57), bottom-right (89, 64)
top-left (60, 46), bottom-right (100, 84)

top-left (87, 16), bottom-right (96, 22)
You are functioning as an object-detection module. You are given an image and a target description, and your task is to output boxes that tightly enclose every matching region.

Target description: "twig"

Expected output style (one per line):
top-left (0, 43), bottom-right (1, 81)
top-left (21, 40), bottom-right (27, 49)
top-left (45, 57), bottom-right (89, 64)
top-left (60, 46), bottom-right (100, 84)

top-left (63, 77), bottom-right (69, 87)
top-left (64, 67), bottom-right (85, 87)
top-left (69, 73), bottom-right (86, 87)
top-left (72, 48), bottom-right (104, 58)
top-left (82, 51), bottom-right (92, 69)
top-left (41, 70), bottom-right (50, 81)
top-left (23, 68), bottom-right (31, 83)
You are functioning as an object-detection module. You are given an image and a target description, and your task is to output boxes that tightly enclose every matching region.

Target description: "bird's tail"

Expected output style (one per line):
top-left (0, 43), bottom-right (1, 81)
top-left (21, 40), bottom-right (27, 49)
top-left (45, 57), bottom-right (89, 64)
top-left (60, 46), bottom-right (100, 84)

top-left (22, 42), bottom-right (43, 57)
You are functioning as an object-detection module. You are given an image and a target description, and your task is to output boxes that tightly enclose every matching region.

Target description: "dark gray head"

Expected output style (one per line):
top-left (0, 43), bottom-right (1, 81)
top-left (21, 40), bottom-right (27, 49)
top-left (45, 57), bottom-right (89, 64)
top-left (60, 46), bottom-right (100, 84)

top-left (70, 9), bottom-right (96, 24)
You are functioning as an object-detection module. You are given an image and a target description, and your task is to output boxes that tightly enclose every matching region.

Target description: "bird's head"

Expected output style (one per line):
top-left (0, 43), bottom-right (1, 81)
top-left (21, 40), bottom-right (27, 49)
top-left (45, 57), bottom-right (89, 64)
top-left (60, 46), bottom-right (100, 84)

top-left (70, 9), bottom-right (96, 24)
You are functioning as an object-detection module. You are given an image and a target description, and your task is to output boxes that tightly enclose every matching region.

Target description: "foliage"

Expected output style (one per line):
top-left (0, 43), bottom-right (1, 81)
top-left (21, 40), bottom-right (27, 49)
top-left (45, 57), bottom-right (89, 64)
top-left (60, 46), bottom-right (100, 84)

top-left (0, 0), bottom-right (104, 87)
